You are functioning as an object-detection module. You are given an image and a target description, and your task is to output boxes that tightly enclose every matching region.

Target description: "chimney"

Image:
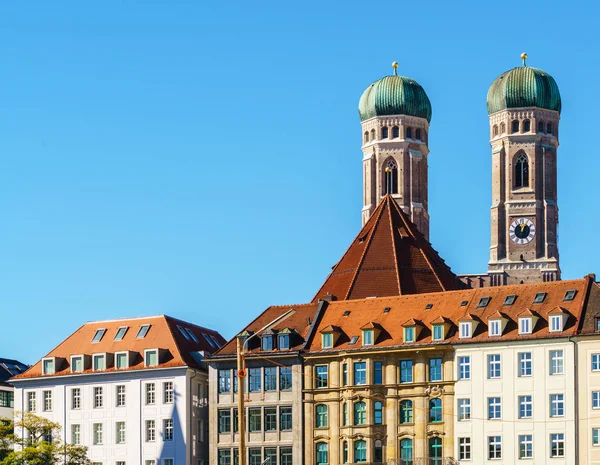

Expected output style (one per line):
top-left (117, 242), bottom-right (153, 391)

top-left (322, 293), bottom-right (337, 302)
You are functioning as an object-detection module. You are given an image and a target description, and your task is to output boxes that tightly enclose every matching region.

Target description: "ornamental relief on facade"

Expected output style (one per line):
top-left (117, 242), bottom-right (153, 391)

top-left (424, 385), bottom-right (444, 398)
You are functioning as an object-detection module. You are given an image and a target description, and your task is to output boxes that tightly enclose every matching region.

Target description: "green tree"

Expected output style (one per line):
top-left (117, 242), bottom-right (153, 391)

top-left (0, 411), bottom-right (91, 465)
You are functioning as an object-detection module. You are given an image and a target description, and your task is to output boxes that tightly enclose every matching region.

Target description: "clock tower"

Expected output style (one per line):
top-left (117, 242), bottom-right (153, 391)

top-left (486, 54), bottom-right (561, 285)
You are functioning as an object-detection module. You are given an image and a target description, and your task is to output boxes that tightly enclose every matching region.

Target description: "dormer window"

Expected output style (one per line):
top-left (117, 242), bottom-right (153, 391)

top-left (92, 354), bottom-right (106, 371)
top-left (114, 327), bottom-right (128, 341)
top-left (136, 324), bottom-right (151, 339)
top-left (70, 355), bottom-right (84, 373)
top-left (261, 335), bottom-right (274, 351)
top-left (564, 290), bottom-right (577, 302)
top-left (322, 333), bottom-right (333, 349)
top-left (145, 349), bottom-right (159, 367)
top-left (550, 315), bottom-right (563, 332)
top-left (404, 326), bottom-right (415, 343)
top-left (534, 292), bottom-right (547, 304)
top-left (278, 333), bottom-right (290, 350)
top-left (459, 322), bottom-right (472, 339)
top-left (115, 352), bottom-right (128, 369)
top-left (42, 358), bottom-right (55, 375)
top-left (432, 324), bottom-right (443, 341)
top-left (489, 320), bottom-right (501, 337)
top-left (362, 329), bottom-right (374, 346)
top-left (92, 329), bottom-right (106, 343)
top-left (519, 317), bottom-right (532, 334)
top-left (504, 295), bottom-right (517, 306)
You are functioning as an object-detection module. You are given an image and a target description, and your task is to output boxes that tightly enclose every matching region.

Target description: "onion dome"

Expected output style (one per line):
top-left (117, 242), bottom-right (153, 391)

top-left (358, 62), bottom-right (432, 122)
top-left (487, 53), bottom-right (561, 115)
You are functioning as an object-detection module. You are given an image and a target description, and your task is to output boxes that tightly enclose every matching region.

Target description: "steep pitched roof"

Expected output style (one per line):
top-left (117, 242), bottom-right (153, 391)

top-left (12, 315), bottom-right (226, 380)
top-left (313, 195), bottom-right (463, 302)
top-left (0, 358), bottom-right (28, 387)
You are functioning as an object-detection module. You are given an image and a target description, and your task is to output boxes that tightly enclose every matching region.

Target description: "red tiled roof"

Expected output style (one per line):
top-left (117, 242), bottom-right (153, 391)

top-left (13, 315), bottom-right (226, 380)
top-left (306, 278), bottom-right (594, 352)
top-left (312, 195), bottom-right (464, 302)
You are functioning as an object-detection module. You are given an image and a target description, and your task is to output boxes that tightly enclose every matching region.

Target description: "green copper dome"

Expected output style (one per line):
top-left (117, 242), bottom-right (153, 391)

top-left (487, 66), bottom-right (561, 115)
top-left (358, 75), bottom-right (432, 122)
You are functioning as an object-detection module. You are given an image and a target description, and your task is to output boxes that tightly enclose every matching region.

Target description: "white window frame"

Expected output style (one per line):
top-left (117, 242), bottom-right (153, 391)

top-left (71, 388), bottom-right (81, 410)
top-left (362, 330), bottom-right (374, 346)
top-left (93, 386), bottom-right (103, 408)
top-left (92, 353), bottom-right (106, 371)
top-left (550, 350), bottom-right (564, 375)
top-left (146, 383), bottom-right (156, 405)
top-left (144, 349), bottom-right (159, 367)
top-left (519, 434), bottom-right (533, 459)
top-left (116, 385), bottom-right (126, 407)
top-left (459, 322), bottom-right (472, 339)
top-left (458, 437), bottom-right (471, 460)
top-left (43, 390), bottom-right (52, 412)
top-left (519, 352), bottom-right (532, 377)
top-left (458, 356), bottom-right (471, 380)
top-left (163, 418), bottom-right (174, 441)
top-left (549, 315), bottom-right (562, 332)
top-left (488, 435), bottom-right (502, 460)
top-left (70, 355), bottom-right (84, 373)
top-left (592, 391), bottom-right (600, 409)
top-left (519, 317), bottom-right (532, 334)
top-left (115, 351), bottom-right (129, 369)
top-left (487, 354), bottom-right (501, 379)
top-left (321, 333), bottom-right (333, 349)
top-left (71, 424), bottom-right (81, 445)
top-left (550, 433), bottom-right (565, 457)
top-left (593, 428), bottom-right (600, 446)
top-left (93, 423), bottom-right (103, 445)
top-left (518, 395), bottom-right (532, 419)
top-left (592, 353), bottom-right (600, 371)
top-left (404, 326), bottom-right (415, 343)
top-left (489, 320), bottom-right (501, 337)
top-left (550, 393), bottom-right (565, 418)
top-left (116, 421), bottom-right (126, 444)
top-left (458, 398), bottom-right (471, 421)
top-left (488, 397), bottom-right (502, 420)
top-left (432, 324), bottom-right (443, 341)
top-left (42, 358), bottom-right (55, 375)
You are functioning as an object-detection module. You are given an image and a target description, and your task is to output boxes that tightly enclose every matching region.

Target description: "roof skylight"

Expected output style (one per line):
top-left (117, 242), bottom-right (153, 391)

top-left (383, 307), bottom-right (391, 313)
top-left (426, 304), bottom-right (433, 310)
top-left (185, 328), bottom-right (199, 343)
top-left (202, 333), bottom-right (216, 348)
top-left (209, 334), bottom-right (222, 348)
top-left (533, 292), bottom-right (547, 304)
top-left (136, 324), bottom-right (151, 339)
top-left (343, 311), bottom-right (351, 316)
top-left (504, 295), bottom-right (517, 306)
top-left (477, 297), bottom-right (491, 308)
top-left (114, 326), bottom-right (128, 341)
top-left (92, 329), bottom-right (106, 343)
top-left (177, 325), bottom-right (191, 341)
top-left (461, 301), bottom-right (468, 307)
top-left (349, 336), bottom-right (359, 345)
top-left (564, 290), bottom-right (577, 302)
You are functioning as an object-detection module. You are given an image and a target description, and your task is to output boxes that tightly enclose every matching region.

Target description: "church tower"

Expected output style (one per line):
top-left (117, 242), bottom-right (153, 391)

top-left (486, 54), bottom-right (562, 285)
top-left (358, 63), bottom-right (432, 241)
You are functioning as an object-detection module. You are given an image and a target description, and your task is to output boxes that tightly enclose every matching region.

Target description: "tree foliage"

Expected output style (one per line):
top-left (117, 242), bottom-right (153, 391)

top-left (0, 411), bottom-right (91, 465)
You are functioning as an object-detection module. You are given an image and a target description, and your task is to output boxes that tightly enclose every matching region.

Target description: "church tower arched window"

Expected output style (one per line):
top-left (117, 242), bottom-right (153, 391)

top-left (364, 131), bottom-right (369, 143)
top-left (547, 122), bottom-right (553, 135)
top-left (406, 128), bottom-right (412, 139)
top-left (500, 122), bottom-right (506, 134)
top-left (382, 127), bottom-right (389, 139)
top-left (523, 119), bottom-right (531, 132)
top-left (512, 120), bottom-right (520, 133)
top-left (538, 121), bottom-right (545, 133)
top-left (384, 159), bottom-right (398, 195)
top-left (392, 126), bottom-right (399, 138)
top-left (415, 129), bottom-right (422, 140)
top-left (514, 153), bottom-right (529, 189)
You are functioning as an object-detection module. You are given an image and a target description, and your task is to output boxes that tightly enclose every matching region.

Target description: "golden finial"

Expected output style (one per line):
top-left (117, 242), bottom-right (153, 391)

top-left (392, 61), bottom-right (398, 76)
top-left (521, 52), bottom-right (528, 67)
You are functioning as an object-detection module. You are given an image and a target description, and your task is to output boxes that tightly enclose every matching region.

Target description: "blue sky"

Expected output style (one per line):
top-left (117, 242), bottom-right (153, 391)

top-left (1, 1), bottom-right (599, 363)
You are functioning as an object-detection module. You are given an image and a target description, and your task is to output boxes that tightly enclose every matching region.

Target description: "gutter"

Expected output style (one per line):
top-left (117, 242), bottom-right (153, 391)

top-left (569, 335), bottom-right (579, 465)
top-left (189, 369), bottom-right (198, 465)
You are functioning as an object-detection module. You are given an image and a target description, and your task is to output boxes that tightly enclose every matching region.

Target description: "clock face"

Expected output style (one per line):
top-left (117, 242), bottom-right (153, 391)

top-left (510, 218), bottom-right (536, 244)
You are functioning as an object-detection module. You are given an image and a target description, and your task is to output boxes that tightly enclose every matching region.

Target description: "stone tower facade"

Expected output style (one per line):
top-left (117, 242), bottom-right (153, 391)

top-left (486, 61), bottom-right (562, 285)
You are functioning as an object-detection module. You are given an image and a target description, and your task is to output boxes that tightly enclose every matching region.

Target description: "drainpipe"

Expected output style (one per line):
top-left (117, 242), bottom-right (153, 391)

top-left (569, 335), bottom-right (579, 465)
top-left (189, 369), bottom-right (198, 465)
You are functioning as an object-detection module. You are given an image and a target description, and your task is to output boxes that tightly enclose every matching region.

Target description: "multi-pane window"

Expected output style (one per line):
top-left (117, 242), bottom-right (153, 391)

top-left (280, 407), bottom-right (292, 431)
top-left (163, 460), bottom-right (174, 465)
top-left (593, 391), bottom-right (600, 409)
top-left (0, 391), bottom-right (13, 408)
top-left (459, 322), bottom-right (471, 338)
top-left (163, 382), bottom-right (174, 403)
top-left (519, 395), bottom-right (533, 418)
top-left (249, 408), bottom-right (261, 432)
top-left (249, 369), bottom-right (261, 392)
top-left (550, 350), bottom-right (564, 375)
top-left (342, 363), bottom-right (348, 386)
top-left (354, 362), bottom-right (366, 385)
top-left (316, 442), bottom-right (328, 465)
top-left (163, 419), bottom-right (173, 441)
top-left (115, 352), bottom-right (128, 369)
top-left (218, 410), bottom-right (231, 433)
top-left (458, 437), bottom-right (471, 461)
top-left (146, 383), bottom-right (156, 405)
top-left (342, 402), bottom-right (348, 426)
top-left (592, 354), bottom-right (600, 371)
top-left (593, 428), bottom-right (600, 446)
top-left (71, 424), bottom-right (81, 445)
top-left (429, 437), bottom-right (442, 465)
top-left (264, 407), bottom-right (277, 431)
top-left (432, 324), bottom-right (443, 341)
top-left (489, 320), bottom-right (501, 336)
top-left (458, 398), bottom-right (471, 421)
top-left (400, 400), bottom-right (413, 424)
top-left (488, 397), bottom-right (501, 419)
top-left (262, 368), bottom-right (276, 392)
top-left (519, 352), bottom-right (532, 376)
top-left (322, 333), bottom-right (333, 349)
top-left (27, 392), bottom-right (36, 412)
top-left (458, 356), bottom-right (471, 380)
top-left (116, 421), bottom-right (126, 444)
top-left (93, 354), bottom-right (105, 371)
top-left (316, 366), bottom-right (328, 388)
top-left (404, 326), bottom-right (415, 343)
top-left (519, 434), bottom-right (533, 459)
top-left (374, 439), bottom-right (383, 463)
top-left (400, 360), bottom-right (413, 383)
top-left (550, 433), bottom-right (565, 457)
top-left (373, 401), bottom-right (383, 425)
top-left (71, 356), bottom-right (83, 372)
top-left (429, 398), bottom-right (442, 423)
top-left (261, 335), bottom-right (274, 351)
top-left (146, 420), bottom-right (156, 442)
top-left (278, 334), bottom-right (290, 350)
top-left (373, 362), bottom-right (383, 385)
top-left (316, 404), bottom-right (328, 428)
top-left (519, 317), bottom-right (532, 334)
top-left (550, 393), bottom-right (565, 417)
top-left (218, 370), bottom-right (231, 393)
top-left (550, 315), bottom-right (562, 332)
top-left (280, 367), bottom-right (292, 391)
top-left (400, 439), bottom-right (413, 463)
top-left (69, 388), bottom-right (80, 410)
top-left (280, 447), bottom-right (292, 465)
top-left (354, 402), bottom-right (366, 425)
top-left (429, 358), bottom-right (442, 382)
top-left (94, 387), bottom-right (103, 408)
top-left (488, 354), bottom-right (501, 379)
top-left (354, 440), bottom-right (366, 463)
top-left (249, 449), bottom-right (262, 465)
top-left (488, 436), bottom-right (502, 459)
top-left (43, 391), bottom-right (52, 412)
top-left (264, 448), bottom-right (277, 465)
top-left (116, 385), bottom-right (126, 407)
top-left (93, 423), bottom-right (103, 445)
top-left (362, 330), bottom-right (373, 346)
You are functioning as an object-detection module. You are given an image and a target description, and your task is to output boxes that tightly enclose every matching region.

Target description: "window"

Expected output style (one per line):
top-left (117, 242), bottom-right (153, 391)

top-left (519, 352), bottom-right (532, 376)
top-left (116, 385), bottom-right (126, 407)
top-left (550, 315), bottom-right (562, 332)
top-left (163, 419), bottom-right (173, 441)
top-left (458, 398), bottom-right (471, 421)
top-left (500, 122), bottom-right (506, 133)
top-left (281, 447), bottom-right (292, 465)
top-left (249, 408), bottom-right (261, 432)
top-left (534, 292), bottom-right (546, 303)
top-left (163, 460), bottom-right (174, 465)
top-left (316, 366), bottom-right (328, 388)
top-left (374, 439), bottom-right (383, 463)
top-left (488, 354), bottom-right (501, 379)
top-left (563, 289), bottom-right (577, 301)
top-left (316, 442), bottom-right (328, 465)
top-left (115, 352), bottom-right (128, 369)
top-left (538, 121), bottom-right (545, 133)
top-left (280, 406), bottom-right (292, 431)
top-left (218, 410), bottom-right (231, 433)
top-left (27, 392), bottom-right (36, 411)
top-left (137, 324), bottom-right (151, 338)
top-left (593, 391), bottom-right (600, 409)
top-left (384, 159), bottom-right (398, 195)
top-left (261, 335), bottom-right (273, 351)
top-left (278, 333), bottom-right (290, 350)
top-left (488, 397), bottom-right (501, 419)
top-left (400, 439), bottom-right (413, 464)
top-left (280, 367), bottom-right (292, 391)
top-left (116, 421), bottom-right (126, 444)
top-left (550, 350), bottom-right (564, 375)
top-left (512, 120), bottom-right (519, 133)
top-left (593, 428), bottom-right (600, 446)
top-left (519, 435), bottom-right (533, 459)
top-left (400, 400), bottom-right (413, 424)
top-left (429, 358), bottom-right (442, 382)
top-left (93, 354), bottom-right (105, 371)
top-left (493, 124), bottom-right (499, 136)
top-left (406, 127), bottom-right (412, 139)
top-left (94, 387), bottom-right (103, 408)
top-left (459, 322), bottom-right (471, 339)
top-left (519, 395), bottom-right (532, 418)
top-left (249, 368), bottom-right (261, 392)
top-left (374, 362), bottom-right (383, 384)
top-left (432, 324), bottom-right (443, 341)
top-left (392, 126), bottom-right (399, 138)
top-left (550, 433), bottom-right (565, 457)
top-left (458, 437), bottom-right (471, 461)
top-left (488, 436), bottom-right (502, 459)
top-left (264, 448), bottom-right (276, 465)
top-left (322, 333), bottom-right (333, 348)
top-left (429, 398), bottom-right (442, 423)
top-left (354, 362), bottom-right (366, 385)
top-left (146, 383), bottom-right (156, 405)
top-left (218, 453), bottom-right (231, 465)
top-left (514, 152), bottom-right (529, 188)
top-left (219, 370), bottom-right (231, 393)
top-left (415, 129), bottom-right (422, 140)
top-left (429, 437), bottom-right (442, 465)
top-left (523, 119), bottom-right (531, 132)
top-left (147, 461), bottom-right (157, 465)
top-left (43, 390), bottom-right (52, 411)
top-left (489, 320), bottom-right (501, 336)
top-left (458, 356), bottom-right (471, 380)
top-left (404, 326), bottom-right (415, 343)
top-left (354, 440), bottom-right (366, 463)
top-left (0, 391), bottom-right (13, 408)
top-left (354, 401), bottom-right (366, 425)
top-left (71, 424), bottom-right (81, 445)
top-left (362, 330), bottom-right (373, 346)
top-left (381, 127), bottom-right (389, 139)
top-left (478, 297), bottom-right (491, 308)
top-left (163, 382), bottom-right (174, 403)
top-left (547, 122), bottom-right (553, 134)
top-left (262, 407), bottom-right (276, 431)
top-left (145, 349), bottom-right (158, 367)
top-left (93, 423), bottom-right (103, 445)
top-left (71, 356), bottom-right (83, 372)
top-left (114, 326), bottom-right (128, 341)
top-left (364, 131), bottom-right (369, 143)
top-left (343, 402), bottom-right (348, 426)
top-left (264, 367), bottom-right (277, 391)
top-left (373, 401), bottom-right (383, 425)
top-left (504, 294), bottom-right (517, 305)
top-left (519, 317), bottom-right (532, 334)
top-left (92, 329), bottom-right (106, 343)
top-left (400, 360), bottom-right (413, 383)
top-left (550, 393), bottom-right (565, 417)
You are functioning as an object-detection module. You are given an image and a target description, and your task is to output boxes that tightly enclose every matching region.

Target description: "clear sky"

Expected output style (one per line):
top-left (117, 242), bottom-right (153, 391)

top-left (1, 1), bottom-right (599, 364)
